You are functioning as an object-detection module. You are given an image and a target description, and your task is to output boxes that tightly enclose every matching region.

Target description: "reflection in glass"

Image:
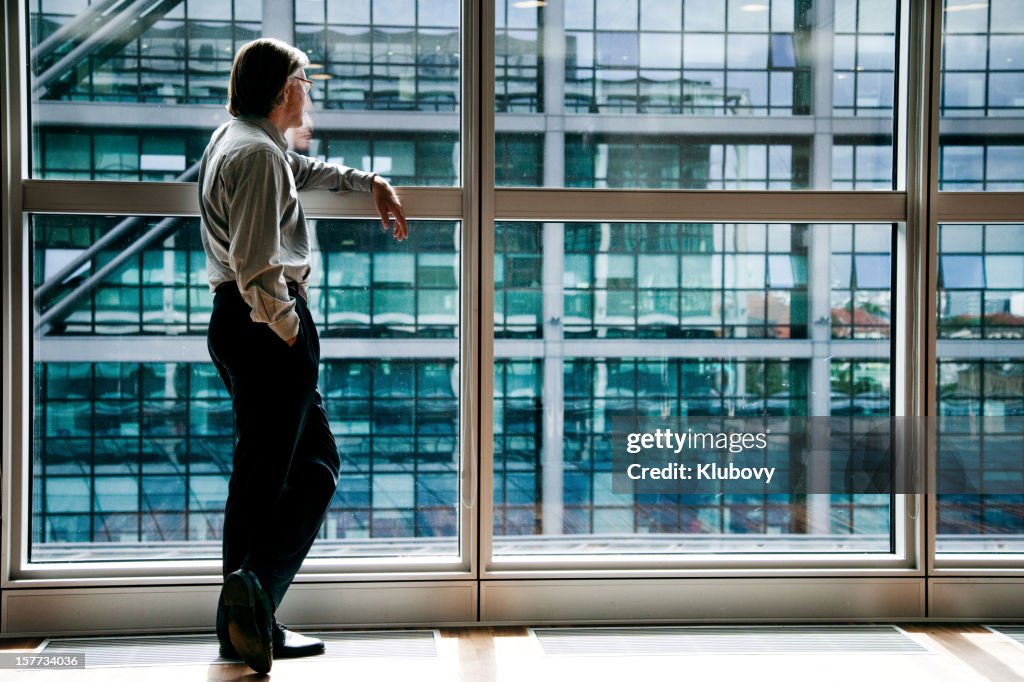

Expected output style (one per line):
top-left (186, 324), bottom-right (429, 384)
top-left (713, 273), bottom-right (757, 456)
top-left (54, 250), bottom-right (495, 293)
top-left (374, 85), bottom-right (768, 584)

top-left (939, 225), bottom-right (1024, 340)
top-left (31, 217), bottom-right (460, 562)
top-left (496, 0), bottom-right (898, 189)
top-left (937, 224), bottom-right (1024, 554)
top-left (939, 1), bottom-right (1024, 190)
top-left (493, 222), bottom-right (893, 555)
top-left (29, 0), bottom-right (461, 185)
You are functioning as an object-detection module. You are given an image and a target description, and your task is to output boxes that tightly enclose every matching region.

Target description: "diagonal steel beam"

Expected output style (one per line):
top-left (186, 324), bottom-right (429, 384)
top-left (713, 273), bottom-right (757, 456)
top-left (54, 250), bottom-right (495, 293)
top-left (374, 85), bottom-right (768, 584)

top-left (31, 0), bottom-right (131, 66)
top-left (35, 215), bottom-right (187, 335)
top-left (33, 0), bottom-right (182, 99)
top-left (33, 162), bottom-right (200, 304)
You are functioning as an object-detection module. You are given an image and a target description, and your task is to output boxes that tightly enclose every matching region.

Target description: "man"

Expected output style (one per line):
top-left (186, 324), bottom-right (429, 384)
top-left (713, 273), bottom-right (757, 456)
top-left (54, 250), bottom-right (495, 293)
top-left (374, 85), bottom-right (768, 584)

top-left (199, 38), bottom-right (407, 674)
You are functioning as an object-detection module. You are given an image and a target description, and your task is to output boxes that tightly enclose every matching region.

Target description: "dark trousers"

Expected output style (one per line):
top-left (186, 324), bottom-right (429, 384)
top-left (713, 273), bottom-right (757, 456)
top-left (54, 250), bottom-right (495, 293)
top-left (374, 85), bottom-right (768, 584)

top-left (208, 283), bottom-right (340, 643)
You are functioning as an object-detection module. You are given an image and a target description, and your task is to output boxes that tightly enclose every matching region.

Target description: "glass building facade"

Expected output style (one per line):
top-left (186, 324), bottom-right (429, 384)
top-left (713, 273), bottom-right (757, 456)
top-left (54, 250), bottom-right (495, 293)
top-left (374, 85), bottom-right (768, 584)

top-left (24, 0), bottom-right (1024, 564)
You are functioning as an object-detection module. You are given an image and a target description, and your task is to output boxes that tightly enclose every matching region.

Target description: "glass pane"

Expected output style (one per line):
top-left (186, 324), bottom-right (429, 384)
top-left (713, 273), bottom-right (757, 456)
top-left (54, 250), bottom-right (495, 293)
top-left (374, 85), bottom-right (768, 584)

top-left (496, 0), bottom-right (899, 189)
top-left (29, 1), bottom-right (460, 185)
top-left (937, 223), bottom-right (1024, 554)
top-left (939, 1), bottom-right (1024, 190)
top-left (31, 216), bottom-right (461, 562)
top-left (939, 224), bottom-right (1024, 340)
top-left (494, 222), bottom-right (894, 556)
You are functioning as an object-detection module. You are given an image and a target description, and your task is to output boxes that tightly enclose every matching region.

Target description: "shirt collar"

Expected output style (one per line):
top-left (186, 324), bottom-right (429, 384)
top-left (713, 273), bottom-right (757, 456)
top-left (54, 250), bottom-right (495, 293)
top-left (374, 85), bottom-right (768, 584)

top-left (237, 114), bottom-right (288, 153)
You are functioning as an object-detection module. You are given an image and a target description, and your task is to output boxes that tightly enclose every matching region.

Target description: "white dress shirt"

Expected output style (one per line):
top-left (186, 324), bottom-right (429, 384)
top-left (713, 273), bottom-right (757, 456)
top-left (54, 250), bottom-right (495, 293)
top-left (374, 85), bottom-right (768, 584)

top-left (199, 115), bottom-right (376, 341)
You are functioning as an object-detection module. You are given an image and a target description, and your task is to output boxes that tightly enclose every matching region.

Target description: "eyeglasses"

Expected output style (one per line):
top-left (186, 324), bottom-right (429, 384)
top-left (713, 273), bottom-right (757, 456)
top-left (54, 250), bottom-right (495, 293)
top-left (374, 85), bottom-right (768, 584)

top-left (290, 75), bottom-right (313, 94)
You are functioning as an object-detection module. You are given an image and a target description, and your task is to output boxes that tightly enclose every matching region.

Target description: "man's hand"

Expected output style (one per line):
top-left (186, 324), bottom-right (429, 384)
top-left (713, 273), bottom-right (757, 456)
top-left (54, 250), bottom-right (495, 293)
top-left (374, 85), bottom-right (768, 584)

top-left (371, 176), bottom-right (408, 241)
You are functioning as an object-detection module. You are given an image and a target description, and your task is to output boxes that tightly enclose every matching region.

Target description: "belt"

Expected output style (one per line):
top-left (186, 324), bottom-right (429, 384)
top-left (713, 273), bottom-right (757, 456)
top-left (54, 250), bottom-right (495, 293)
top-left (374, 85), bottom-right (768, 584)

top-left (215, 281), bottom-right (303, 297)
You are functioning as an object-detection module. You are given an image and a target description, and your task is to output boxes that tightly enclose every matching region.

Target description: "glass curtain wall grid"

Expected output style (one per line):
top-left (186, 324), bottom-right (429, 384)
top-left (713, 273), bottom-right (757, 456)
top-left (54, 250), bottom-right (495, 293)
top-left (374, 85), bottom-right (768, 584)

top-left (494, 0), bottom-right (898, 190)
top-left (2, 0), bottom-right (1023, 613)
top-left (16, 0), bottom-right (473, 581)
top-left (934, 224), bottom-right (1024, 556)
top-left (932, 0), bottom-right (1024, 567)
top-left (32, 217), bottom-right (462, 560)
top-left (485, 0), bottom-right (912, 567)
top-left (491, 221), bottom-right (894, 557)
top-left (14, 0), bottom-right (913, 569)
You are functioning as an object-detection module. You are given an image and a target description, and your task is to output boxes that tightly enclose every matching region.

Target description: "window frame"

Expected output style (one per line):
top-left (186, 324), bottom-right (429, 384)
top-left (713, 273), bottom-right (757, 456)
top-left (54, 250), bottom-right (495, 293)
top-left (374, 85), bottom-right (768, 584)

top-left (2, 0), bottom-right (1024, 633)
top-left (3, 0), bottom-right (479, 588)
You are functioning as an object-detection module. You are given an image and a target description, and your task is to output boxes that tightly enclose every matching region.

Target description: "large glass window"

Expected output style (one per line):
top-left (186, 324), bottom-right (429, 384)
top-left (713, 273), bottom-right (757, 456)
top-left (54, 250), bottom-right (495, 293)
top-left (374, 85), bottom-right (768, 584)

top-left (939, 0), bottom-right (1024, 190)
top-left (295, 0), bottom-right (460, 112)
top-left (29, 0), bottom-right (261, 104)
top-left (31, 216), bottom-right (461, 562)
top-left (936, 223), bottom-right (1024, 555)
top-left (496, 0), bottom-right (899, 189)
top-left (24, 0), bottom-right (466, 569)
top-left (933, 2), bottom-right (1024, 561)
top-left (11, 0), bottom-right (1024, 600)
top-left (28, 0), bottom-right (462, 185)
top-left (492, 222), bottom-right (893, 556)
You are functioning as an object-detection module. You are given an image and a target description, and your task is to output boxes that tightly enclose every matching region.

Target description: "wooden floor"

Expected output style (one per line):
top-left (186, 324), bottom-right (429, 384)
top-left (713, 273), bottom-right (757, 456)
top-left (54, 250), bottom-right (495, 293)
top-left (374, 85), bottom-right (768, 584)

top-left (1, 625), bottom-right (1023, 681)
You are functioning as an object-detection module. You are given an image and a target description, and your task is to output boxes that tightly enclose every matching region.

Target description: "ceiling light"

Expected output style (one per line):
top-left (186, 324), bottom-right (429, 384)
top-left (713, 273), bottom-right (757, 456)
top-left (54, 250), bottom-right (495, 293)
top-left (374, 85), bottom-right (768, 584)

top-left (512, 1), bottom-right (547, 7)
top-left (740, 3), bottom-right (770, 11)
top-left (309, 73), bottom-right (332, 80)
top-left (945, 2), bottom-right (988, 11)
top-left (307, 63), bottom-right (324, 70)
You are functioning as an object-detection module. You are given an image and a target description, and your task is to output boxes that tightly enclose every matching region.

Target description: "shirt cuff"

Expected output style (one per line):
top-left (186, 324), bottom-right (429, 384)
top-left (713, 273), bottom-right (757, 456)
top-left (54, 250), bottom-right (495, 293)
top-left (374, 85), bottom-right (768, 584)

top-left (268, 310), bottom-right (300, 343)
top-left (340, 168), bottom-right (377, 193)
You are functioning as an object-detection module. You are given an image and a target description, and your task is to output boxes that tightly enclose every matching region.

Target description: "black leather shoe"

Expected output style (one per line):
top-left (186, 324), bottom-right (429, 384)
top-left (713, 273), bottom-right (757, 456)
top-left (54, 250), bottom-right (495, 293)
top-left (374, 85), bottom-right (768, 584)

top-left (221, 569), bottom-right (274, 673)
top-left (219, 622), bottom-right (325, 660)
top-left (273, 622), bottom-right (326, 658)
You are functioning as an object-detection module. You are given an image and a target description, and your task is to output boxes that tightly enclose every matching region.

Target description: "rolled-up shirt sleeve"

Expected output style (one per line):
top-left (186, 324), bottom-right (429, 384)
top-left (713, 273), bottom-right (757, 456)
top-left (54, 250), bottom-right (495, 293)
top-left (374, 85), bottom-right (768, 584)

top-left (226, 150), bottom-right (299, 342)
top-left (287, 151), bottom-right (377, 193)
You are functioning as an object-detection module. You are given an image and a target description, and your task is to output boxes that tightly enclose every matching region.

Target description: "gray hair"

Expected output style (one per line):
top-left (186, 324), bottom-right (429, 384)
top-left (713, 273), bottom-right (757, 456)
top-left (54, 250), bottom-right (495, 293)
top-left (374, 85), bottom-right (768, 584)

top-left (227, 38), bottom-right (309, 117)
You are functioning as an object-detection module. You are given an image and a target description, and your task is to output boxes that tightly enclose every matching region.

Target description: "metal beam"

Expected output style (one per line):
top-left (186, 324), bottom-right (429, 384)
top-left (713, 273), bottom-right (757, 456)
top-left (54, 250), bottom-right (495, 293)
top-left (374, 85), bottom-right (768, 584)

top-left (34, 216), bottom-right (184, 334)
top-left (33, 165), bottom-right (200, 303)
top-left (33, 336), bottom-right (895, 363)
top-left (34, 337), bottom-right (461, 362)
top-left (30, 0), bottom-right (128, 65)
top-left (33, 101), bottom-right (461, 133)
top-left (936, 340), bottom-right (1024, 359)
top-left (33, 0), bottom-right (181, 100)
